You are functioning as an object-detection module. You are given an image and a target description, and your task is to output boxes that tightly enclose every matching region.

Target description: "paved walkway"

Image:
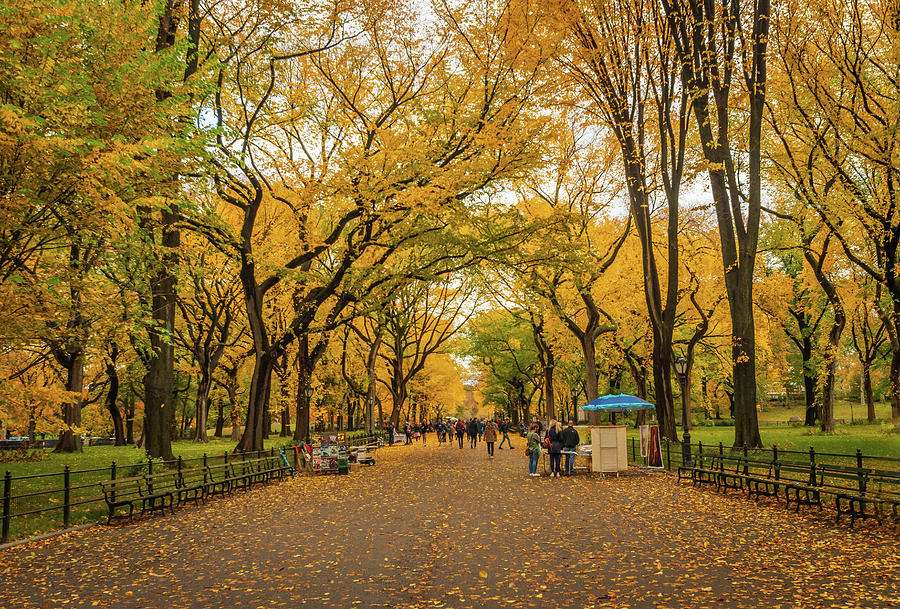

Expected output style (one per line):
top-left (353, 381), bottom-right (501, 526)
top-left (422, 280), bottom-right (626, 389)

top-left (0, 442), bottom-right (898, 608)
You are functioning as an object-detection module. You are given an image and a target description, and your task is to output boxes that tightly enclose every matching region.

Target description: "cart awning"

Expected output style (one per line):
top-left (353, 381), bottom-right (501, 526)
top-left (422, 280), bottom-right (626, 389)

top-left (581, 394), bottom-right (655, 412)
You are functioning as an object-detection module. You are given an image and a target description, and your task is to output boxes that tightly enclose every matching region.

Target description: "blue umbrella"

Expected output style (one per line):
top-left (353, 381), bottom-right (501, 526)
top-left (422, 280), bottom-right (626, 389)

top-left (581, 394), bottom-right (654, 412)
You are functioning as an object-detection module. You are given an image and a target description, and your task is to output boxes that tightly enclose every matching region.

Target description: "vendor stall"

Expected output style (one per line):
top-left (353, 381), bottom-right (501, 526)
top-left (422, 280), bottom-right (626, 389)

top-left (581, 394), bottom-right (655, 476)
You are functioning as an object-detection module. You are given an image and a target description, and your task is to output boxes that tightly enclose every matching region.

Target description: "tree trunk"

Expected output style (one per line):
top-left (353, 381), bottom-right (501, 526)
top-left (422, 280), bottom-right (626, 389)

top-left (141, 0), bottom-right (183, 461)
top-left (105, 349), bottom-right (126, 446)
top-left (651, 339), bottom-right (676, 440)
top-left (730, 294), bottom-right (762, 447)
top-left (582, 335), bottom-right (599, 401)
top-left (889, 348), bottom-right (900, 429)
top-left (227, 374), bottom-right (241, 442)
top-left (125, 390), bottom-right (135, 444)
top-left (214, 399), bottom-right (225, 438)
top-left (863, 366), bottom-right (876, 422)
top-left (193, 366), bottom-right (211, 442)
top-left (803, 370), bottom-right (818, 426)
top-left (365, 333), bottom-right (382, 434)
top-left (293, 335), bottom-right (313, 443)
top-left (55, 353), bottom-right (85, 453)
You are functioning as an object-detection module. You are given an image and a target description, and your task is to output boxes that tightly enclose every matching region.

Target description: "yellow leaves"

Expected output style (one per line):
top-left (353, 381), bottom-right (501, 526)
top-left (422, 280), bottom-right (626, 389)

top-left (479, 569), bottom-right (488, 578)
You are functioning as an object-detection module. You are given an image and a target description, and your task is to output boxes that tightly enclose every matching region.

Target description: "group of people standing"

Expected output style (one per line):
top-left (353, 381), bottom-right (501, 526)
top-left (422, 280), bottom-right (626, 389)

top-left (388, 416), bottom-right (583, 478)
top-left (525, 419), bottom-right (580, 477)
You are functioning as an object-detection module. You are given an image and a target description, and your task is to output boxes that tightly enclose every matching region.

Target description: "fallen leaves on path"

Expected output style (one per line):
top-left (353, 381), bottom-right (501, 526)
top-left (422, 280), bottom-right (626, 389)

top-left (0, 443), bottom-right (897, 608)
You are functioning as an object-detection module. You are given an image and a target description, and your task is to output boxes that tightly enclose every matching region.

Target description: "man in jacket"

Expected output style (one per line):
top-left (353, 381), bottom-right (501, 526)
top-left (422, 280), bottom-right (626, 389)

top-left (498, 420), bottom-right (513, 449)
top-left (561, 420), bottom-right (580, 475)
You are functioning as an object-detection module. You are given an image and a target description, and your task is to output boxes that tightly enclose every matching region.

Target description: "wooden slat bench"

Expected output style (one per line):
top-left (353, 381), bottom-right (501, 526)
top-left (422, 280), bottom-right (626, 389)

top-left (99, 471), bottom-right (176, 524)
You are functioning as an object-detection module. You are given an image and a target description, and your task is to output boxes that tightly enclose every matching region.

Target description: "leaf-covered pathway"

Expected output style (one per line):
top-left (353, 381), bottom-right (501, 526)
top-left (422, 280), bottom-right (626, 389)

top-left (0, 443), bottom-right (897, 608)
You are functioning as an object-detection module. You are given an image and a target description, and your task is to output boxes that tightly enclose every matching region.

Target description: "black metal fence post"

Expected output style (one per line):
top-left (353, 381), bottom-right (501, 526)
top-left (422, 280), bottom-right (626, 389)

top-left (773, 445), bottom-right (780, 482)
top-left (110, 461), bottom-right (117, 504)
top-left (63, 466), bottom-right (70, 529)
top-left (665, 440), bottom-right (671, 470)
top-left (808, 447), bottom-right (816, 485)
top-left (856, 448), bottom-right (865, 493)
top-left (743, 443), bottom-right (749, 475)
top-left (2, 471), bottom-right (11, 543)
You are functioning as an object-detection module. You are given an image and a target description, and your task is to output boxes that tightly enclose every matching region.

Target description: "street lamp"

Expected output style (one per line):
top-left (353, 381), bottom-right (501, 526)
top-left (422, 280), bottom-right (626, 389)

top-left (673, 356), bottom-right (691, 466)
top-left (304, 385), bottom-right (313, 441)
top-left (571, 387), bottom-right (578, 425)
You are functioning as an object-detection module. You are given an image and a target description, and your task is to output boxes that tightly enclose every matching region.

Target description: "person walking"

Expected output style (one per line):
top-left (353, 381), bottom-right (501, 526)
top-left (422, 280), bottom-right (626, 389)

top-left (547, 419), bottom-right (563, 477)
top-left (421, 422), bottom-right (428, 446)
top-left (467, 418), bottom-right (478, 448)
top-left (483, 419), bottom-right (499, 458)
top-left (526, 423), bottom-right (541, 476)
top-left (498, 419), bottom-right (513, 449)
top-left (561, 420), bottom-right (580, 475)
top-left (478, 419), bottom-right (485, 442)
top-left (455, 419), bottom-right (465, 449)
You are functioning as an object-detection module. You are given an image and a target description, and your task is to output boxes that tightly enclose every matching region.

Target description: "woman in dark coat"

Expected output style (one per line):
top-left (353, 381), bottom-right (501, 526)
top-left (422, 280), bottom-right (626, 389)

top-left (547, 420), bottom-right (563, 477)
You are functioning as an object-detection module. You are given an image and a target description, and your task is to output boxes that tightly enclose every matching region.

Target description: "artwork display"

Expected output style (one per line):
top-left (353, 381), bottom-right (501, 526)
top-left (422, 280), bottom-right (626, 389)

top-left (310, 433), bottom-right (350, 475)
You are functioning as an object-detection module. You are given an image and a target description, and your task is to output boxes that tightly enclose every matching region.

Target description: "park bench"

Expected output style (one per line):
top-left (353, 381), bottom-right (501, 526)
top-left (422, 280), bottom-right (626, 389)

top-left (99, 471), bottom-right (176, 524)
top-left (834, 468), bottom-right (900, 526)
top-left (715, 454), bottom-right (748, 493)
top-left (235, 455), bottom-right (289, 485)
top-left (677, 452), bottom-right (722, 488)
top-left (742, 457), bottom-right (783, 501)
top-left (206, 456), bottom-right (288, 496)
top-left (176, 466), bottom-right (210, 506)
top-left (784, 463), bottom-right (871, 515)
top-left (206, 461), bottom-right (252, 494)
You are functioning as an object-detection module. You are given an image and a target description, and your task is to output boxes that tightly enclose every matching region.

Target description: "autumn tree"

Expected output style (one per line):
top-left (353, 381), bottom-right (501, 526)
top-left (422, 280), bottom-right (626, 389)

top-left (661, 0), bottom-right (769, 447)
top-left (508, 119), bottom-right (631, 409)
top-left (198, 0), bottom-right (549, 451)
top-left (769, 0), bottom-right (900, 428)
top-left (848, 274), bottom-right (888, 423)
top-left (375, 280), bottom-right (475, 426)
top-left (550, 0), bottom-right (694, 440)
top-left (462, 309), bottom-right (543, 424)
top-left (175, 243), bottom-right (246, 442)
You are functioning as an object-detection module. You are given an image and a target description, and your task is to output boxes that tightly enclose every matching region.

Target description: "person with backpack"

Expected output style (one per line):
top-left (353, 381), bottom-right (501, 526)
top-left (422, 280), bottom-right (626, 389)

top-left (455, 419), bottom-right (465, 449)
top-left (561, 420), bottom-right (580, 475)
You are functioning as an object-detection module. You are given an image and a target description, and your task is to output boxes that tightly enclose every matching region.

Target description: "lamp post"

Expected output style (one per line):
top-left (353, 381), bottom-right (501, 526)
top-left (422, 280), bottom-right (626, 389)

top-left (304, 385), bottom-right (313, 441)
top-left (673, 356), bottom-right (691, 466)
top-left (571, 387), bottom-right (578, 425)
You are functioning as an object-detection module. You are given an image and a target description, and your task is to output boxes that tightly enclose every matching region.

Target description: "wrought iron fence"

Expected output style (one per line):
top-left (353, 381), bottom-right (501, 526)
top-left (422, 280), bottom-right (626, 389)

top-left (1, 448), bottom-right (282, 544)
